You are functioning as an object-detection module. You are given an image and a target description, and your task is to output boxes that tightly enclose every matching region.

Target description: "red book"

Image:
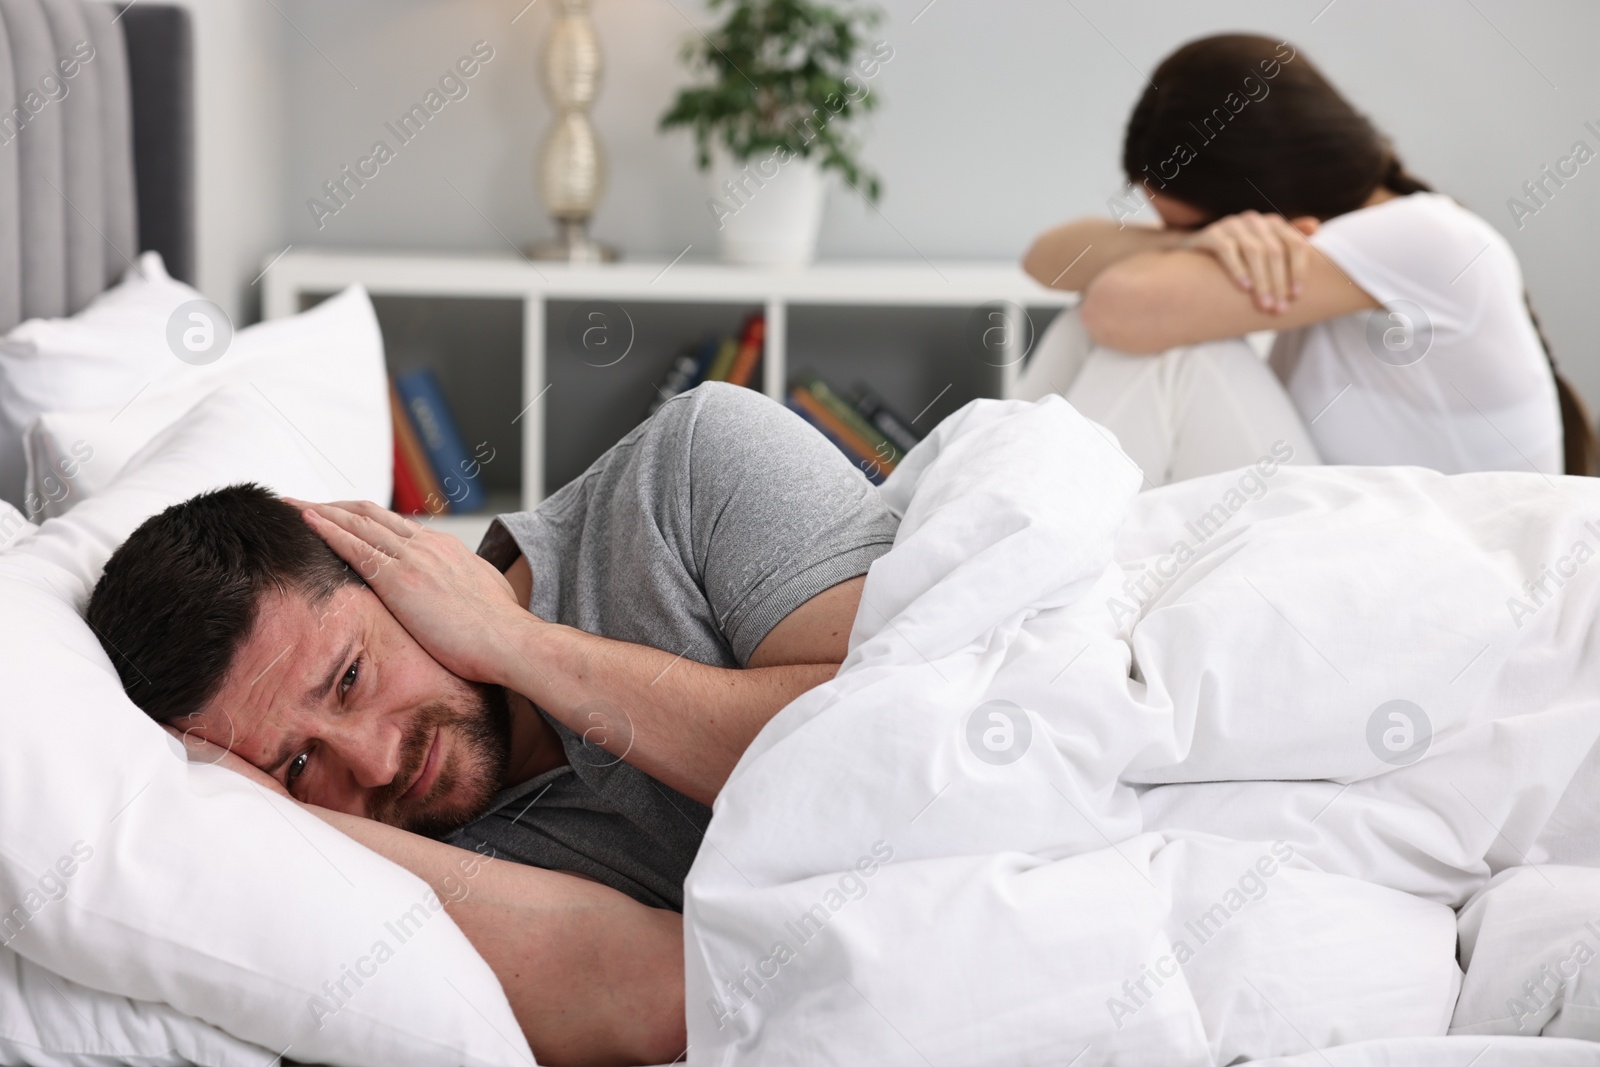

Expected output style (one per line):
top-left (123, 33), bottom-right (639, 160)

top-left (391, 435), bottom-right (427, 515)
top-left (726, 315), bottom-right (765, 388)
top-left (389, 380), bottom-right (448, 515)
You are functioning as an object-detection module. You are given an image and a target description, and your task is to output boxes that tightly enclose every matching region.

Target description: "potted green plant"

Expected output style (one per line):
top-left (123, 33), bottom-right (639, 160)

top-left (660, 0), bottom-right (891, 266)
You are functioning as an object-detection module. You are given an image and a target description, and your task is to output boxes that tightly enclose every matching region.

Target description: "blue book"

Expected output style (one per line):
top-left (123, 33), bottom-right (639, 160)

top-left (396, 368), bottom-right (488, 512)
top-left (646, 338), bottom-right (719, 417)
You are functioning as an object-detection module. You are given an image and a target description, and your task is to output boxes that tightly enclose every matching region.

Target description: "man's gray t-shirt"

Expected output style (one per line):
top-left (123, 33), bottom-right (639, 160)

top-left (444, 382), bottom-right (901, 910)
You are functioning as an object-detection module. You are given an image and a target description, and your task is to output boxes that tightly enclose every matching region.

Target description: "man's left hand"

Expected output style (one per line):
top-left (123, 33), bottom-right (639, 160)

top-left (287, 498), bottom-right (529, 685)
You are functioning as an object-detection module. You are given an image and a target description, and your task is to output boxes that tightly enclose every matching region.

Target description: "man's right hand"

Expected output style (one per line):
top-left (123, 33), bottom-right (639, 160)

top-left (287, 498), bottom-right (532, 688)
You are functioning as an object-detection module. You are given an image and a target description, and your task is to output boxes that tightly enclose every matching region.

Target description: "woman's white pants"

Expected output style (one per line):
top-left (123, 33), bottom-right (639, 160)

top-left (1013, 309), bottom-right (1322, 487)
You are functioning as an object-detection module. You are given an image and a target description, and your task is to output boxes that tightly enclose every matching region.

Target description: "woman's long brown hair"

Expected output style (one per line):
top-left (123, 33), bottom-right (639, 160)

top-left (1121, 33), bottom-right (1597, 476)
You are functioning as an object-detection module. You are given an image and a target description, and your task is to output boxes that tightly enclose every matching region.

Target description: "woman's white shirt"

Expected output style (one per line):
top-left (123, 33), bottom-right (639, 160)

top-left (1270, 192), bottom-right (1562, 474)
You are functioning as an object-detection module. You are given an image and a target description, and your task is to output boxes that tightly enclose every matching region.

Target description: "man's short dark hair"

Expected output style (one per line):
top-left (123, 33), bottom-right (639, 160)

top-left (87, 483), bottom-right (359, 724)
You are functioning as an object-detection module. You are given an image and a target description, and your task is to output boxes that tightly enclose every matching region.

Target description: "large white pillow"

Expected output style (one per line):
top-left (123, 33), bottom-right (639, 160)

top-left (0, 384), bottom-right (532, 1065)
top-left (15, 262), bottom-right (390, 520)
top-left (1452, 865), bottom-right (1600, 1040)
top-left (0, 944), bottom-right (276, 1067)
top-left (0, 501), bottom-right (33, 554)
top-left (0, 253), bottom-right (198, 508)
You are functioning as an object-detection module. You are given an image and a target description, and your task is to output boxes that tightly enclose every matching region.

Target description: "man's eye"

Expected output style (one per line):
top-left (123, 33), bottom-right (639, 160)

top-left (340, 659), bottom-right (360, 695)
top-left (286, 751), bottom-right (310, 785)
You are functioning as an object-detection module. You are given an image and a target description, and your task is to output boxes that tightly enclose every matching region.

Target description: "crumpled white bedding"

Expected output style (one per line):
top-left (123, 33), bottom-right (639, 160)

top-left (683, 396), bottom-right (1600, 1065)
top-left (1255, 1035), bottom-right (1600, 1065)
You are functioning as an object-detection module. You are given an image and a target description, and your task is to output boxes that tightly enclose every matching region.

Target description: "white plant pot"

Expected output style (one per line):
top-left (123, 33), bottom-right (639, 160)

top-left (708, 150), bottom-right (827, 267)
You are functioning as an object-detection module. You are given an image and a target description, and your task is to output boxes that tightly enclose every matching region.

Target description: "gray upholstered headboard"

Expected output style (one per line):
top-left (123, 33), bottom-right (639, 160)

top-left (122, 3), bottom-right (193, 288)
top-left (0, 0), bottom-right (193, 334)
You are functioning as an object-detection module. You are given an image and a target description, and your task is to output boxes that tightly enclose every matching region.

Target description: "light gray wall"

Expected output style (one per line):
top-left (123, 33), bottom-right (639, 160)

top-left (169, 0), bottom-right (287, 320)
top-left (243, 0), bottom-right (1600, 403)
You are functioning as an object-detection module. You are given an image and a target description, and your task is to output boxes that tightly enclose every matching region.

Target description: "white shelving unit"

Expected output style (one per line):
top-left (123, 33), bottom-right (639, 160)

top-left (263, 251), bottom-right (1073, 545)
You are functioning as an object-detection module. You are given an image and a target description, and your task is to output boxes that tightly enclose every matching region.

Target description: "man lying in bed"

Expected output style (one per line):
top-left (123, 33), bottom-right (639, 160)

top-left (85, 381), bottom-right (900, 1066)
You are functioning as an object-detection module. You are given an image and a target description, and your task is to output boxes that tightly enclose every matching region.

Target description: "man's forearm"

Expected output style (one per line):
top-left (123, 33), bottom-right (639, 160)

top-left (308, 805), bottom-right (686, 1067)
top-left (489, 616), bottom-right (836, 806)
top-left (1022, 217), bottom-right (1186, 291)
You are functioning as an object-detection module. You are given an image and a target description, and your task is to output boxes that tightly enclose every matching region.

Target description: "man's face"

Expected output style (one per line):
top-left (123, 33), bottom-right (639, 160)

top-left (184, 582), bottom-right (509, 836)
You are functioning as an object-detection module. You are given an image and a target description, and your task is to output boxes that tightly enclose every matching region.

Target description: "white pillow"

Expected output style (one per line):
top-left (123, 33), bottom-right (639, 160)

top-left (0, 944), bottom-right (277, 1067)
top-left (0, 501), bottom-right (34, 554)
top-left (18, 269), bottom-right (390, 520)
top-left (1452, 865), bottom-right (1600, 1040)
top-left (0, 253), bottom-right (198, 508)
top-left (0, 385), bottom-right (532, 1065)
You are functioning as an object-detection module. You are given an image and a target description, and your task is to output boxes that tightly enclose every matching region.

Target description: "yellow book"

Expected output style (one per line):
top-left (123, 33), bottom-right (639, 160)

top-left (705, 336), bottom-right (739, 381)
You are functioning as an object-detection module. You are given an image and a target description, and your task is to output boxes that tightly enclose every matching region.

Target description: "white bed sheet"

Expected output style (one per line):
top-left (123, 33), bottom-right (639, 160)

top-left (1255, 1035), bottom-right (1600, 1065)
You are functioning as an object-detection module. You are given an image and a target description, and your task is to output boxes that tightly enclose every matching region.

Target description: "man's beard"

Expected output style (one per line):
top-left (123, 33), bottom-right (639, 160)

top-left (367, 679), bottom-right (511, 837)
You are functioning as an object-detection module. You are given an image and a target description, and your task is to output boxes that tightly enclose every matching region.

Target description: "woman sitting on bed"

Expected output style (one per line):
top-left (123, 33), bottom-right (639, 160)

top-left (1019, 33), bottom-right (1596, 485)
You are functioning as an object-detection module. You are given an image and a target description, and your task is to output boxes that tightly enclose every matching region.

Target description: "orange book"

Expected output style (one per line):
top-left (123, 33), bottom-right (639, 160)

top-left (389, 381), bottom-right (449, 515)
top-left (789, 387), bottom-right (890, 471)
top-left (726, 315), bottom-right (765, 388)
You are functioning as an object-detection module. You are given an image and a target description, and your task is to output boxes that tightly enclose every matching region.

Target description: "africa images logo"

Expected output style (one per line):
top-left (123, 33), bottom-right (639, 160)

top-left (964, 699), bottom-right (1032, 765)
top-left (1366, 699), bottom-right (1432, 766)
top-left (306, 41), bottom-right (496, 230)
top-left (1504, 520), bottom-right (1600, 629)
top-left (1106, 442), bottom-right (1295, 629)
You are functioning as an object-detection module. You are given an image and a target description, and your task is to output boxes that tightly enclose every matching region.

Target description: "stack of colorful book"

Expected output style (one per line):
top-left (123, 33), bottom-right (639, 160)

top-left (389, 367), bottom-right (492, 516)
top-left (785, 375), bottom-right (924, 485)
top-left (643, 319), bottom-right (923, 485)
top-left (647, 313), bottom-right (765, 415)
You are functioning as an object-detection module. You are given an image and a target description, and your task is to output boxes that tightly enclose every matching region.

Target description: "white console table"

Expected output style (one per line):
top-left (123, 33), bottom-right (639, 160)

top-left (263, 251), bottom-right (1072, 545)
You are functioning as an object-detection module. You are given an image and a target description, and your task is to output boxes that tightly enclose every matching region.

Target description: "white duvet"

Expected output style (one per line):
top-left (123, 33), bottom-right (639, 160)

top-left (683, 396), bottom-right (1600, 1065)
